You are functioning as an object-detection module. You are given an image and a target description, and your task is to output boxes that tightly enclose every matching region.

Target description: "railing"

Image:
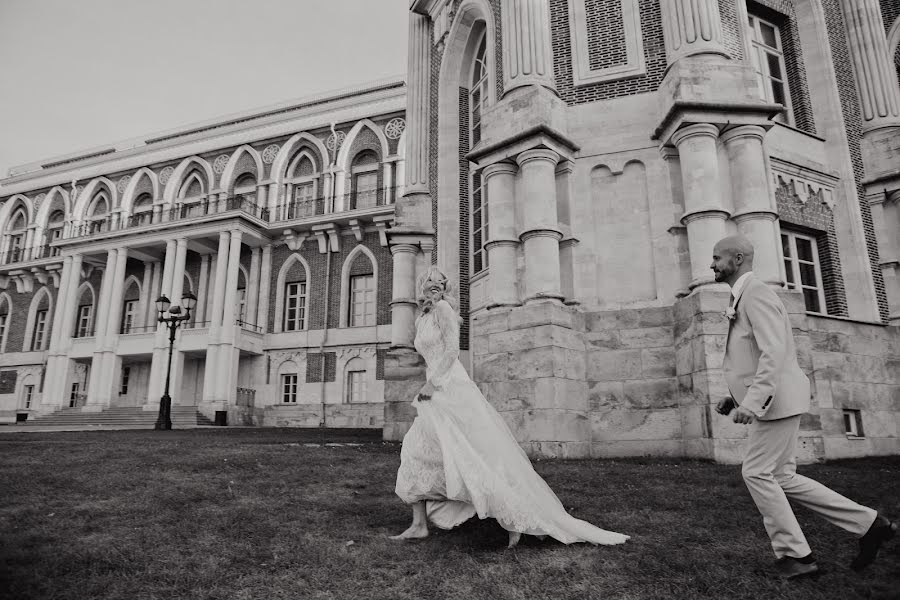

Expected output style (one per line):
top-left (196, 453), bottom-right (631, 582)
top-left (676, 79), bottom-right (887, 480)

top-left (236, 387), bottom-right (256, 407)
top-left (236, 319), bottom-right (264, 333)
top-left (183, 320), bottom-right (210, 330)
top-left (268, 186), bottom-right (398, 223)
top-left (120, 324), bottom-right (157, 335)
top-left (0, 244), bottom-right (58, 265)
top-left (64, 195), bottom-right (270, 241)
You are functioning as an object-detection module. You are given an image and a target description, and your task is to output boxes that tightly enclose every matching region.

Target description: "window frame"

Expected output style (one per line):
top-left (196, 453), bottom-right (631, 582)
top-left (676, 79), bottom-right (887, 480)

top-left (23, 384), bottom-right (34, 409)
top-left (781, 230), bottom-right (828, 315)
top-left (31, 309), bottom-right (48, 351)
top-left (0, 310), bottom-right (8, 353)
top-left (346, 370), bottom-right (367, 404)
top-left (351, 169), bottom-right (379, 210)
top-left (843, 409), bottom-right (864, 438)
top-left (120, 366), bottom-right (131, 395)
top-left (121, 300), bottom-right (137, 334)
top-left (348, 274), bottom-right (376, 327)
top-left (77, 304), bottom-right (94, 338)
top-left (747, 13), bottom-right (794, 125)
top-left (281, 373), bottom-right (298, 403)
top-left (283, 280), bottom-right (308, 331)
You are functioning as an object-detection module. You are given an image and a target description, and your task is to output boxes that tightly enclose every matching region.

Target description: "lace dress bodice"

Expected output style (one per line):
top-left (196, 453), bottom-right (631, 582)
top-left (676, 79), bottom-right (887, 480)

top-left (413, 300), bottom-right (460, 388)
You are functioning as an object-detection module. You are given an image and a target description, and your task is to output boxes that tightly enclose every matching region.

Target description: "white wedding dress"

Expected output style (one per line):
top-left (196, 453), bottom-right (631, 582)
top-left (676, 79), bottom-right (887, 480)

top-left (395, 299), bottom-right (629, 545)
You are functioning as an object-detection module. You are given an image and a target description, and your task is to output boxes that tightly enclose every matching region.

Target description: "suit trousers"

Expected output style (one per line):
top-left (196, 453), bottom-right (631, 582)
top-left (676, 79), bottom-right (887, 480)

top-left (742, 415), bottom-right (877, 558)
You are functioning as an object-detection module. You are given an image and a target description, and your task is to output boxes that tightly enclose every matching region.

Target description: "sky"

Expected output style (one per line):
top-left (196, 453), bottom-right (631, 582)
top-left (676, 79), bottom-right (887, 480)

top-left (0, 0), bottom-right (408, 178)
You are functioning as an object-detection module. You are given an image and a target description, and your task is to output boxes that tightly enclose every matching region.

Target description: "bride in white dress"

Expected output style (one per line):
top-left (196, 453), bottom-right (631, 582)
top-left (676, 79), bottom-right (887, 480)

top-left (391, 267), bottom-right (629, 548)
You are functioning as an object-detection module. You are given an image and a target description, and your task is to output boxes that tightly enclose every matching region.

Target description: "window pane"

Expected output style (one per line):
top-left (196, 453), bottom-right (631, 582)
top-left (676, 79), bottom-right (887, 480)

top-left (761, 23), bottom-right (778, 48)
top-left (781, 234), bottom-right (791, 258)
top-left (802, 288), bottom-right (821, 313)
top-left (766, 52), bottom-right (783, 79)
top-left (799, 263), bottom-right (817, 287)
top-left (784, 260), bottom-right (795, 286)
top-left (795, 238), bottom-right (813, 262)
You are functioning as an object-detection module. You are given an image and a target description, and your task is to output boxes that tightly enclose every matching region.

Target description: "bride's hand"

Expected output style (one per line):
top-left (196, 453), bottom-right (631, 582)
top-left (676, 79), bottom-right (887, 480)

top-left (417, 381), bottom-right (437, 401)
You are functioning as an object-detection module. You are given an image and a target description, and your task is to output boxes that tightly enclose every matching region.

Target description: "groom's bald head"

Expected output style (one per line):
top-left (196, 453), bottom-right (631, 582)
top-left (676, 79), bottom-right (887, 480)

top-left (711, 235), bottom-right (754, 286)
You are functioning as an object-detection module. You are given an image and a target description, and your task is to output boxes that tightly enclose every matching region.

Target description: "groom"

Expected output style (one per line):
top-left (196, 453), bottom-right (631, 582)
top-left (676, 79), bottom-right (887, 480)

top-left (711, 235), bottom-right (896, 579)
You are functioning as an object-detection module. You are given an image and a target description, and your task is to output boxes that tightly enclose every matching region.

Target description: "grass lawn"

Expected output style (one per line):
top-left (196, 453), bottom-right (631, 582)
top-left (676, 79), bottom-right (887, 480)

top-left (0, 429), bottom-right (898, 600)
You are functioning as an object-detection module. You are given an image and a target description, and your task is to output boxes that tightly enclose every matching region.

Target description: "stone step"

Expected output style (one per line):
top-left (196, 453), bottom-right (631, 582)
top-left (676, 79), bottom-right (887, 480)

top-left (23, 405), bottom-right (213, 427)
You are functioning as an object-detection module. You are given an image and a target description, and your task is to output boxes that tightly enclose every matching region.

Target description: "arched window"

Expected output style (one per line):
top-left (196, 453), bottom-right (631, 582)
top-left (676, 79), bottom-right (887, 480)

top-left (347, 253), bottom-right (375, 327)
top-left (47, 209), bottom-right (65, 249)
top-left (0, 294), bottom-right (11, 353)
top-left (470, 34), bottom-right (489, 276)
top-left (177, 171), bottom-right (205, 218)
top-left (131, 193), bottom-right (153, 227)
top-left (24, 288), bottom-right (53, 351)
top-left (121, 277), bottom-right (142, 334)
top-left (234, 173), bottom-right (257, 204)
top-left (344, 357), bottom-right (367, 403)
top-left (74, 283), bottom-right (96, 338)
top-left (278, 360), bottom-right (300, 403)
top-left (5, 207), bottom-right (28, 263)
top-left (20, 375), bottom-right (35, 410)
top-left (350, 150), bottom-right (379, 210)
top-left (87, 192), bottom-right (110, 234)
top-left (286, 151), bottom-right (320, 218)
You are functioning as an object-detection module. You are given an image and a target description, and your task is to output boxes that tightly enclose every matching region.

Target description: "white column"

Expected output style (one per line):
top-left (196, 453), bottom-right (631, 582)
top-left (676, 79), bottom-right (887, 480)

top-left (256, 244), bottom-right (272, 332)
top-left (389, 243), bottom-right (418, 348)
top-left (24, 228), bottom-right (35, 260)
top-left (403, 11), bottom-right (431, 205)
top-left (146, 261), bottom-right (161, 326)
top-left (220, 230), bottom-right (243, 340)
top-left (93, 249), bottom-right (119, 343)
top-left (672, 123), bottom-right (730, 289)
top-left (501, 0), bottom-right (557, 95)
top-left (59, 254), bottom-right (83, 348)
top-left (208, 232), bottom-right (231, 333)
top-left (247, 247), bottom-right (261, 326)
top-left (268, 183), bottom-right (280, 212)
top-left (196, 255), bottom-right (210, 325)
top-left (105, 248), bottom-right (129, 341)
top-left (382, 162), bottom-right (393, 205)
top-left (483, 162), bottom-right (520, 307)
top-left (217, 230), bottom-right (243, 401)
top-left (205, 256), bottom-right (217, 326)
top-left (840, 0), bottom-right (900, 132)
top-left (722, 125), bottom-right (781, 286)
top-left (48, 256), bottom-right (73, 352)
top-left (256, 184), bottom-right (268, 212)
top-left (660, 0), bottom-right (730, 64)
top-left (138, 261), bottom-right (152, 328)
top-left (169, 238), bottom-right (188, 305)
top-left (160, 239), bottom-right (177, 301)
top-left (516, 149), bottom-right (563, 303)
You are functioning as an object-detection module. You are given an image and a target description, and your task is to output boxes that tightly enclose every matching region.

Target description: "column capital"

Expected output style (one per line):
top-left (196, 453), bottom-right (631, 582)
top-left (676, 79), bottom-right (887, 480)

top-left (482, 162), bottom-right (519, 179)
top-left (670, 123), bottom-right (720, 146)
top-left (720, 124), bottom-right (767, 145)
top-left (389, 243), bottom-right (419, 256)
top-left (516, 148), bottom-right (560, 167)
top-left (680, 208), bottom-right (731, 225)
top-left (555, 160), bottom-right (575, 175)
top-left (520, 228), bottom-right (563, 243)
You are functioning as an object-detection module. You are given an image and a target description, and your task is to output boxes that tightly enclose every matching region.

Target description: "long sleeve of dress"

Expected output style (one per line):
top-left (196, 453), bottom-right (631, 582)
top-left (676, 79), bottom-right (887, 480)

top-left (428, 300), bottom-right (460, 389)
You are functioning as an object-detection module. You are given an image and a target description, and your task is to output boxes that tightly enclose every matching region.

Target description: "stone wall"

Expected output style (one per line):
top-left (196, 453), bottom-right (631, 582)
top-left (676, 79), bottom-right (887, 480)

top-left (808, 315), bottom-right (900, 457)
top-left (262, 402), bottom-right (384, 428)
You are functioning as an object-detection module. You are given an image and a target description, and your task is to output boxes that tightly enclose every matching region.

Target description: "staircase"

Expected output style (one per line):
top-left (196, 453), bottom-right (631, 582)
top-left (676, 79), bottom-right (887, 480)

top-left (21, 405), bottom-right (215, 428)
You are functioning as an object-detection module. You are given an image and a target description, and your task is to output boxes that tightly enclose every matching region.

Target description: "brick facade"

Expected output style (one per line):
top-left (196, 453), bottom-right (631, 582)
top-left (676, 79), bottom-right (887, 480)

top-left (823, 0), bottom-right (891, 322)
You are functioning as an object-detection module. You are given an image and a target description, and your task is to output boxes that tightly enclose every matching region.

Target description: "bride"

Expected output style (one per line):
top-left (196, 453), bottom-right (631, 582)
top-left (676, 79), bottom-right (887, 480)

top-left (391, 266), bottom-right (629, 548)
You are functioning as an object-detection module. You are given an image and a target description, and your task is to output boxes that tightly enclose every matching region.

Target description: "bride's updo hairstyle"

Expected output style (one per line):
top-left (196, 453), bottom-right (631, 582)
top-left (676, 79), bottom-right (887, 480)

top-left (416, 266), bottom-right (459, 313)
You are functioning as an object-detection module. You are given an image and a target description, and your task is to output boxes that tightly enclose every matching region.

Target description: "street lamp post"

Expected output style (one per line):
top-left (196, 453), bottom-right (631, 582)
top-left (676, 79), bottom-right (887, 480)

top-left (154, 292), bottom-right (198, 430)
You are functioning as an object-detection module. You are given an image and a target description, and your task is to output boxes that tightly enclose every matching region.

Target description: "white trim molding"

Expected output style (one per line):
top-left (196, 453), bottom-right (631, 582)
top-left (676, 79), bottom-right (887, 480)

top-left (567, 0), bottom-right (645, 86)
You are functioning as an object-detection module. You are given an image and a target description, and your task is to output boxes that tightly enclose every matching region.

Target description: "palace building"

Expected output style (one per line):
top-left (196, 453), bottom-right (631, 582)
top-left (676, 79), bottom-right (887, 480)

top-left (0, 80), bottom-right (406, 429)
top-left (2, 1), bottom-right (900, 463)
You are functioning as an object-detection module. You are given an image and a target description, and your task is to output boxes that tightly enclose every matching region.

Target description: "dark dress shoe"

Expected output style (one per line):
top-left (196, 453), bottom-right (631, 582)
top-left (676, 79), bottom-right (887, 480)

top-left (851, 515), bottom-right (897, 572)
top-left (775, 555), bottom-right (820, 580)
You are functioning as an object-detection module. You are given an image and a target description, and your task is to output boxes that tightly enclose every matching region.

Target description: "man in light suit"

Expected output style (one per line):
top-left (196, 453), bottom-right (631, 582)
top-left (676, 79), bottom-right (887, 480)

top-left (711, 235), bottom-right (895, 579)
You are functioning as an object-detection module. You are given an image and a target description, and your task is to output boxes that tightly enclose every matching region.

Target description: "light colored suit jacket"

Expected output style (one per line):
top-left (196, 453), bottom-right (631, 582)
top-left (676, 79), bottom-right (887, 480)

top-left (722, 275), bottom-right (810, 420)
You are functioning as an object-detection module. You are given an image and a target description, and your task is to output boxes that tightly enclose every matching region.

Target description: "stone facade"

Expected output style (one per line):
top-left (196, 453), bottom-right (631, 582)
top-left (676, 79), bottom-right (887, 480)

top-left (0, 80), bottom-right (406, 428)
top-left (389, 0), bottom-right (900, 461)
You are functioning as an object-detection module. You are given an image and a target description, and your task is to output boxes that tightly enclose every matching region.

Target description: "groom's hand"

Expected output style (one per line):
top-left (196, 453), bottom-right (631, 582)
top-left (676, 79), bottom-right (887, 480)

top-left (732, 406), bottom-right (756, 424)
top-left (418, 381), bottom-right (437, 401)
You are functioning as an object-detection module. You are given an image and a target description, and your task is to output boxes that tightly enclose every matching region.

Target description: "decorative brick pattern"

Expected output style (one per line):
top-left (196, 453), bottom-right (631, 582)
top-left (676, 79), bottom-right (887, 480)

top-left (747, 0), bottom-right (817, 134)
top-left (550, 0), bottom-right (667, 105)
top-left (585, 0), bottom-right (628, 70)
top-left (881, 0), bottom-right (900, 34)
top-left (266, 232), bottom-right (392, 333)
top-left (719, 0), bottom-right (745, 61)
top-left (430, 23), bottom-right (445, 263)
top-left (458, 87), bottom-right (471, 351)
top-left (823, 0), bottom-right (890, 322)
top-left (376, 347), bottom-right (387, 380)
top-left (305, 351), bottom-right (336, 383)
top-left (491, 0), bottom-right (504, 99)
top-left (775, 184), bottom-right (849, 316)
top-left (3, 287), bottom-right (39, 352)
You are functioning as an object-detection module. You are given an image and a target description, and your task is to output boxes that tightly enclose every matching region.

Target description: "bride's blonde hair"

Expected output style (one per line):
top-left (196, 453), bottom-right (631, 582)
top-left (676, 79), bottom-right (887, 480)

top-left (416, 266), bottom-right (458, 313)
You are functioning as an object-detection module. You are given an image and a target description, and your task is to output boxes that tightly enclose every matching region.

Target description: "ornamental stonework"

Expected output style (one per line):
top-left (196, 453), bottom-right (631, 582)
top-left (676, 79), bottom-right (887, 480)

top-left (158, 166), bottom-right (175, 185)
top-left (213, 154), bottom-right (230, 174)
top-left (262, 144), bottom-right (280, 164)
top-left (116, 175), bottom-right (131, 193)
top-left (385, 118), bottom-right (406, 139)
top-left (326, 131), bottom-right (346, 152)
top-left (33, 193), bottom-right (46, 211)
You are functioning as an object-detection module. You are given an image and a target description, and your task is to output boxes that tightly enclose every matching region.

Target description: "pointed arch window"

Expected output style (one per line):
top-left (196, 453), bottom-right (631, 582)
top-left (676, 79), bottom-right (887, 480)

top-left (470, 33), bottom-right (490, 277)
top-left (131, 193), bottom-right (153, 227)
top-left (178, 172), bottom-right (206, 218)
top-left (350, 150), bottom-right (380, 210)
top-left (0, 296), bottom-right (10, 353)
top-left (47, 209), bottom-right (65, 255)
top-left (5, 208), bottom-right (28, 263)
top-left (286, 152), bottom-right (320, 219)
top-left (87, 192), bottom-right (111, 234)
